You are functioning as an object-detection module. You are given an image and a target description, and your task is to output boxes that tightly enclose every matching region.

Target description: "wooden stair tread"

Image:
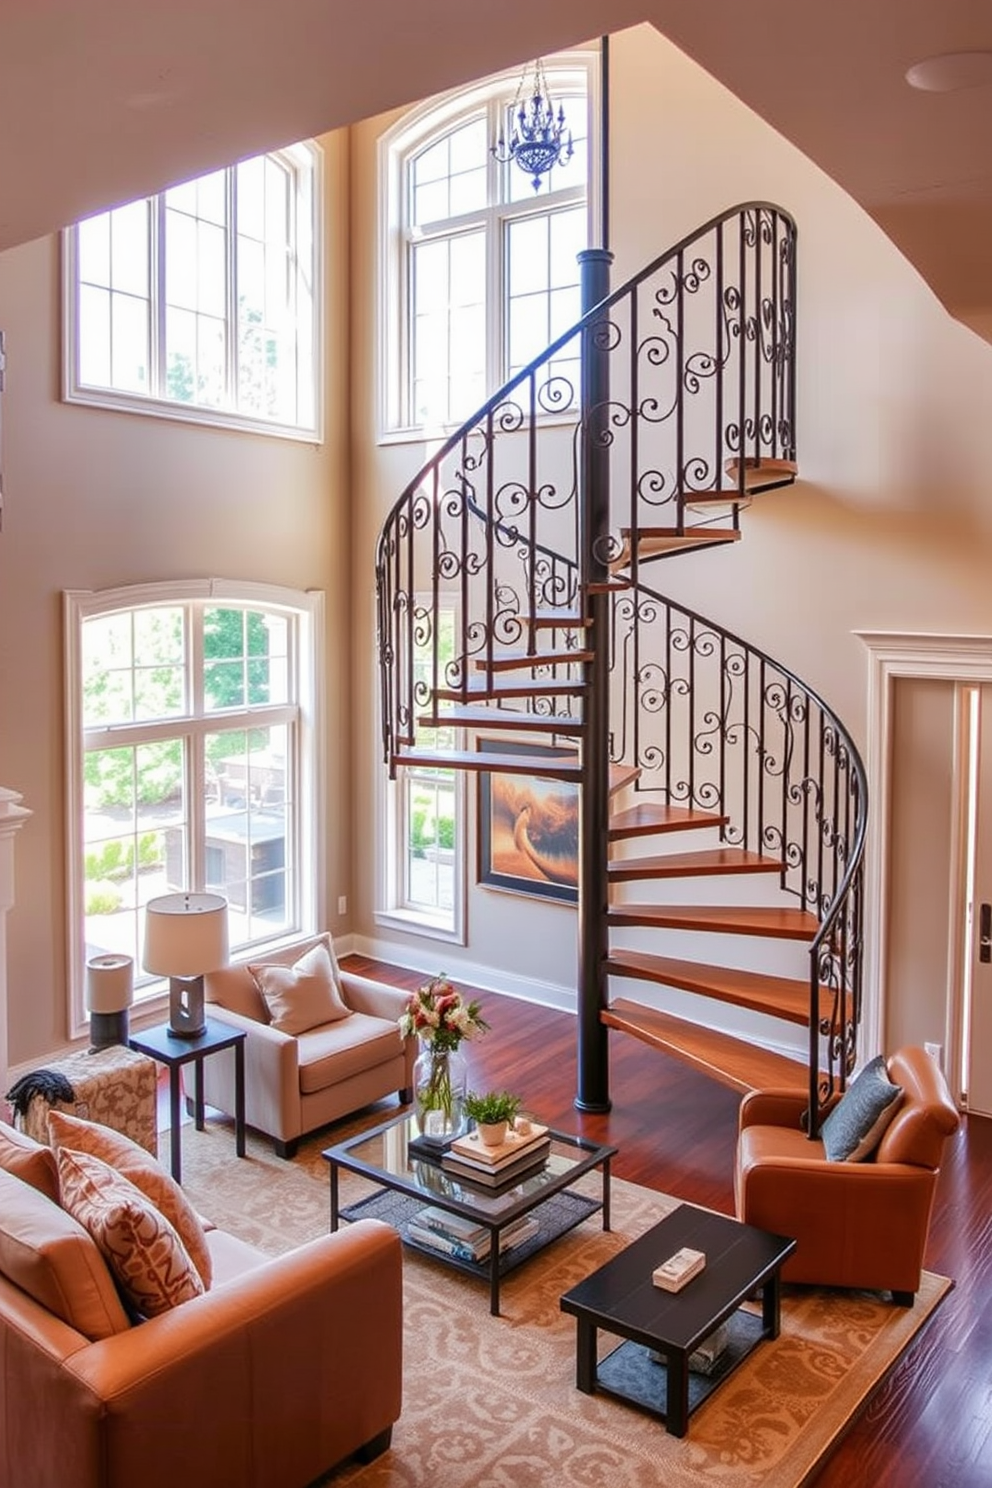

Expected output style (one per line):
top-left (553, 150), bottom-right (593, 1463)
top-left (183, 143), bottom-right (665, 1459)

top-left (418, 705), bottom-right (584, 734)
top-left (609, 802), bottom-right (729, 839)
top-left (475, 650), bottom-right (594, 674)
top-left (609, 763), bottom-right (641, 797)
top-left (725, 456), bottom-right (798, 493)
top-left (683, 488), bottom-right (753, 507)
top-left (435, 677), bottom-right (585, 700)
top-left (610, 529), bottom-right (741, 569)
top-left (392, 753), bottom-right (639, 797)
top-left (605, 950), bottom-right (819, 1025)
top-left (602, 998), bottom-right (808, 1094)
top-left (532, 608), bottom-right (585, 628)
top-left (608, 847), bottom-right (783, 880)
top-left (607, 904), bottom-right (819, 940)
top-left (393, 748), bottom-right (581, 780)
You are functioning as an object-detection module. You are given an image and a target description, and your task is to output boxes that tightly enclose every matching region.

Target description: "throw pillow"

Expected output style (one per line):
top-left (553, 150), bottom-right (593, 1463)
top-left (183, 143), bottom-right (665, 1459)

top-left (56, 1147), bottom-right (205, 1318)
top-left (820, 1055), bottom-right (904, 1161)
top-left (0, 1168), bottom-right (131, 1339)
top-left (249, 940), bottom-right (351, 1035)
top-left (0, 1119), bottom-right (60, 1203)
top-left (48, 1109), bottom-right (212, 1288)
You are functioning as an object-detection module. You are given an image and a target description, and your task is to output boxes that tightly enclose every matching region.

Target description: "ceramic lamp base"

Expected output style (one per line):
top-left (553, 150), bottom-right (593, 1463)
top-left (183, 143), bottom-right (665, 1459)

top-left (168, 975), bottom-right (206, 1040)
top-left (89, 1009), bottom-right (130, 1051)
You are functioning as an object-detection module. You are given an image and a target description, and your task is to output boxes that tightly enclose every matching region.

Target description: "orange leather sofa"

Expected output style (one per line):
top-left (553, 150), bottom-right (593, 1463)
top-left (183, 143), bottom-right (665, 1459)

top-left (0, 1130), bottom-right (403, 1488)
top-left (735, 1046), bottom-right (959, 1303)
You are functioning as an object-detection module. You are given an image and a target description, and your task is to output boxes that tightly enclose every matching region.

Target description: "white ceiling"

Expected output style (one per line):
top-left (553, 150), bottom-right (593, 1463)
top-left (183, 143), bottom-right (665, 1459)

top-left (2, 0), bottom-right (991, 338)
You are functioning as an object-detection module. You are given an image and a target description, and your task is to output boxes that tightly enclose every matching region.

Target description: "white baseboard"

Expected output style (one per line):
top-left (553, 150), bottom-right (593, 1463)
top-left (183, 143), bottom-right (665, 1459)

top-left (350, 932), bottom-right (579, 1014)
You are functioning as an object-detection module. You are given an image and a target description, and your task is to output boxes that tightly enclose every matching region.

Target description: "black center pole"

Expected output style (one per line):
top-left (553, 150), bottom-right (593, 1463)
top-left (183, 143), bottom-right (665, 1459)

top-left (575, 245), bottom-right (613, 1113)
top-left (574, 35), bottom-right (614, 1114)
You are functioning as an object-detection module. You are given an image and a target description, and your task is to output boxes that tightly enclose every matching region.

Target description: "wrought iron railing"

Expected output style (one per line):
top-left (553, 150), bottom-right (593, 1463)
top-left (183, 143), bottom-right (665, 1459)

top-left (608, 577), bottom-right (867, 1119)
top-left (377, 203), bottom-right (797, 753)
top-left (375, 201), bottom-right (864, 1126)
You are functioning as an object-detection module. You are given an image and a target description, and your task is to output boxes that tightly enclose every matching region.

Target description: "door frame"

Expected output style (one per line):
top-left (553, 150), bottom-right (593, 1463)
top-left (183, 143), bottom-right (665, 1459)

top-left (857, 631), bottom-right (992, 1089)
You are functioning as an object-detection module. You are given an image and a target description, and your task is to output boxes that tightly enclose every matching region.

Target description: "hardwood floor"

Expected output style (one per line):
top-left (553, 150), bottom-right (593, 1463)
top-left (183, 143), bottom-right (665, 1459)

top-left (344, 953), bottom-right (992, 1488)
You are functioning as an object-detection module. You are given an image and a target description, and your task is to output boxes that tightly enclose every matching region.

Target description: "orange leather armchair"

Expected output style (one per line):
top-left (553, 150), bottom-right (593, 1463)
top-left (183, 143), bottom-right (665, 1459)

top-left (735, 1046), bottom-right (959, 1304)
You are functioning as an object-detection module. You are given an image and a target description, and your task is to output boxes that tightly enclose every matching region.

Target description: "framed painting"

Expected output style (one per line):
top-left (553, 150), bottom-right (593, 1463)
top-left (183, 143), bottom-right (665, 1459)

top-left (476, 739), bottom-right (579, 904)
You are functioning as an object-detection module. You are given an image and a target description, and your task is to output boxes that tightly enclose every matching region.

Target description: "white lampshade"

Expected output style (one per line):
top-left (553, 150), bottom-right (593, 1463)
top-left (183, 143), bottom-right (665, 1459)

top-left (85, 954), bottom-right (134, 1013)
top-left (142, 892), bottom-right (230, 977)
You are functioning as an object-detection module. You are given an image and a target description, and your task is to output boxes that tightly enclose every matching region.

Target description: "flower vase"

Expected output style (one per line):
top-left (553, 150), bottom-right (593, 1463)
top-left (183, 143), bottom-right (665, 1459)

top-left (413, 1040), bottom-right (468, 1140)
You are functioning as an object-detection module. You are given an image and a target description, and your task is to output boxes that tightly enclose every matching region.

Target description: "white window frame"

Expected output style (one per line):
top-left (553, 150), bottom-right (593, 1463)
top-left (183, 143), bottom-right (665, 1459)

top-left (376, 595), bottom-right (466, 943)
top-left (64, 578), bottom-right (324, 1039)
top-left (62, 143), bottom-right (323, 442)
top-left (377, 51), bottom-right (599, 442)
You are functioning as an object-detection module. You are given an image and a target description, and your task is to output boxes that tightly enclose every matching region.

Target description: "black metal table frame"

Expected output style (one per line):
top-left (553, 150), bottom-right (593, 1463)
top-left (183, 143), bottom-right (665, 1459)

top-left (325, 1114), bottom-right (615, 1315)
top-left (129, 1018), bottom-right (246, 1183)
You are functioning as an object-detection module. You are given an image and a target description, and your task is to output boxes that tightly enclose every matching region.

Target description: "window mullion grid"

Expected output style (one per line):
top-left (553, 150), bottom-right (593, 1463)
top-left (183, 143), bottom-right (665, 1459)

top-left (152, 194), bottom-right (167, 401)
top-left (487, 97), bottom-right (505, 394)
top-left (227, 165), bottom-right (239, 413)
top-left (284, 158), bottom-right (301, 424)
top-left (184, 605), bottom-right (204, 889)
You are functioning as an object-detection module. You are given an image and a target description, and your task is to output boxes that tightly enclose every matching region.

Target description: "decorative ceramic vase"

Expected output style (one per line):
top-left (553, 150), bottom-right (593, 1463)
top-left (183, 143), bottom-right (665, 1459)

top-left (413, 1040), bottom-right (468, 1139)
top-left (477, 1120), bottom-right (508, 1147)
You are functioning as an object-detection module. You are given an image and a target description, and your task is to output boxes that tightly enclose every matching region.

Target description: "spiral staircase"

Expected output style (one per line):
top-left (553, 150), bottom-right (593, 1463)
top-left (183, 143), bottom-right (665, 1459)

top-left (375, 203), bottom-right (867, 1134)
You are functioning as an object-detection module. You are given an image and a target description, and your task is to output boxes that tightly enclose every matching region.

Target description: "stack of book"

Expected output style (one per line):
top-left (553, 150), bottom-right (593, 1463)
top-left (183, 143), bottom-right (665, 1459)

top-left (440, 1123), bottom-right (552, 1188)
top-left (407, 1206), bottom-right (539, 1263)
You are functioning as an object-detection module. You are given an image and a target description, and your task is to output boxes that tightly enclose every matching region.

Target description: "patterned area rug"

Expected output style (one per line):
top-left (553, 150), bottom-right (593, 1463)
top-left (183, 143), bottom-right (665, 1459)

top-left (177, 1117), bottom-right (949, 1488)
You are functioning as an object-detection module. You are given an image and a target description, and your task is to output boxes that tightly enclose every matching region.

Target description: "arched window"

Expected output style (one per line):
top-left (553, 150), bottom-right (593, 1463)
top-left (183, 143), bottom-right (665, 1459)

top-left (64, 580), bottom-right (323, 1035)
top-left (379, 53), bottom-right (597, 437)
top-left (63, 143), bottom-right (321, 439)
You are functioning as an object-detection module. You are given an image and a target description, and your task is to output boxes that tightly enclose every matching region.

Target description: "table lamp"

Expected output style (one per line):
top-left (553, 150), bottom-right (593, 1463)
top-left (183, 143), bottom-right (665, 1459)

top-left (142, 892), bottom-right (229, 1039)
top-left (85, 953), bottom-right (134, 1050)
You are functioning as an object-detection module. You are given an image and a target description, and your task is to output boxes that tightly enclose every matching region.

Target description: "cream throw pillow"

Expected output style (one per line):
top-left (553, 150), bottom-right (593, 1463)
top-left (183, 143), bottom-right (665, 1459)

top-left (57, 1147), bottom-right (204, 1318)
top-left (249, 940), bottom-right (351, 1035)
top-left (48, 1109), bottom-right (212, 1288)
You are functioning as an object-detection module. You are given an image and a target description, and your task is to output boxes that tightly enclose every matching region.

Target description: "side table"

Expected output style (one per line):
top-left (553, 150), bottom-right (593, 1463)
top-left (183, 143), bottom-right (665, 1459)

top-left (560, 1204), bottom-right (796, 1437)
top-left (129, 1018), bottom-right (246, 1184)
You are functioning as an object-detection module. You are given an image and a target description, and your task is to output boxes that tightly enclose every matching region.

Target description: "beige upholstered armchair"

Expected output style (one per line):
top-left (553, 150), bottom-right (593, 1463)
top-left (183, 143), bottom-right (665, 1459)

top-left (735, 1045), bottom-right (959, 1303)
top-left (202, 933), bottom-right (415, 1157)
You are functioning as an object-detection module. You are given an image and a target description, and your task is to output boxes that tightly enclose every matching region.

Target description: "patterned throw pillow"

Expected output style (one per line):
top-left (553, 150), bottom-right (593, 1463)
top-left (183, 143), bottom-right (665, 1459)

top-left (47, 1109), bottom-right (212, 1288)
top-left (249, 939), bottom-right (352, 1035)
top-left (820, 1055), bottom-right (904, 1161)
top-left (56, 1147), bottom-right (205, 1318)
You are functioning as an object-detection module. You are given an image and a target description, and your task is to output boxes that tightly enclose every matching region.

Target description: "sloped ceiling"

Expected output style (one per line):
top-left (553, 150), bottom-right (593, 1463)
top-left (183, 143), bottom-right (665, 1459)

top-left (2, 0), bottom-right (991, 339)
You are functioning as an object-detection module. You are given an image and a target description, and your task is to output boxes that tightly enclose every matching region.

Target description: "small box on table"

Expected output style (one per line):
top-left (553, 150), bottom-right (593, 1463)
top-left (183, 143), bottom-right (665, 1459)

top-left (652, 1246), bottom-right (706, 1292)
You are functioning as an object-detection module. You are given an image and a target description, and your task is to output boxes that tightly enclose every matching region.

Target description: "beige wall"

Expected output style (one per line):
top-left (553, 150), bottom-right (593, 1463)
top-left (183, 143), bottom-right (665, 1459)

top-left (0, 132), bottom-right (353, 1064)
top-left (349, 24), bottom-right (992, 1021)
top-left (5, 22), bottom-right (992, 1063)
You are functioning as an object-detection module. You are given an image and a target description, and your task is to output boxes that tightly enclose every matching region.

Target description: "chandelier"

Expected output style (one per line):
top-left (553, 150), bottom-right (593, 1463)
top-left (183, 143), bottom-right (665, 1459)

top-left (491, 58), bottom-right (573, 192)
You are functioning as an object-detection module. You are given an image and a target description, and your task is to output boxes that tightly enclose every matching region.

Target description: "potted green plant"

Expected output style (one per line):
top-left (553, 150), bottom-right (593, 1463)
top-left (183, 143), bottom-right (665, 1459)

top-left (464, 1089), bottom-right (523, 1147)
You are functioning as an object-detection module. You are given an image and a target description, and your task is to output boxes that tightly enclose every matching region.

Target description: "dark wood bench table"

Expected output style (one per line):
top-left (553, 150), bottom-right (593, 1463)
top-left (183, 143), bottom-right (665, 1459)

top-left (560, 1202), bottom-right (796, 1436)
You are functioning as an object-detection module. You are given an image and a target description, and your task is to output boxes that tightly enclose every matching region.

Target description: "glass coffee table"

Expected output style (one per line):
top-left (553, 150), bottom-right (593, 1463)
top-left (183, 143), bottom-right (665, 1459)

top-left (323, 1111), bottom-right (616, 1315)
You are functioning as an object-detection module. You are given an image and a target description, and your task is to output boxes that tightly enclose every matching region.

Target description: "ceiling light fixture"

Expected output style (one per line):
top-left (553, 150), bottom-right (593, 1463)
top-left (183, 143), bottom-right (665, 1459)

top-left (491, 58), bottom-right (573, 192)
top-left (905, 51), bottom-right (992, 93)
